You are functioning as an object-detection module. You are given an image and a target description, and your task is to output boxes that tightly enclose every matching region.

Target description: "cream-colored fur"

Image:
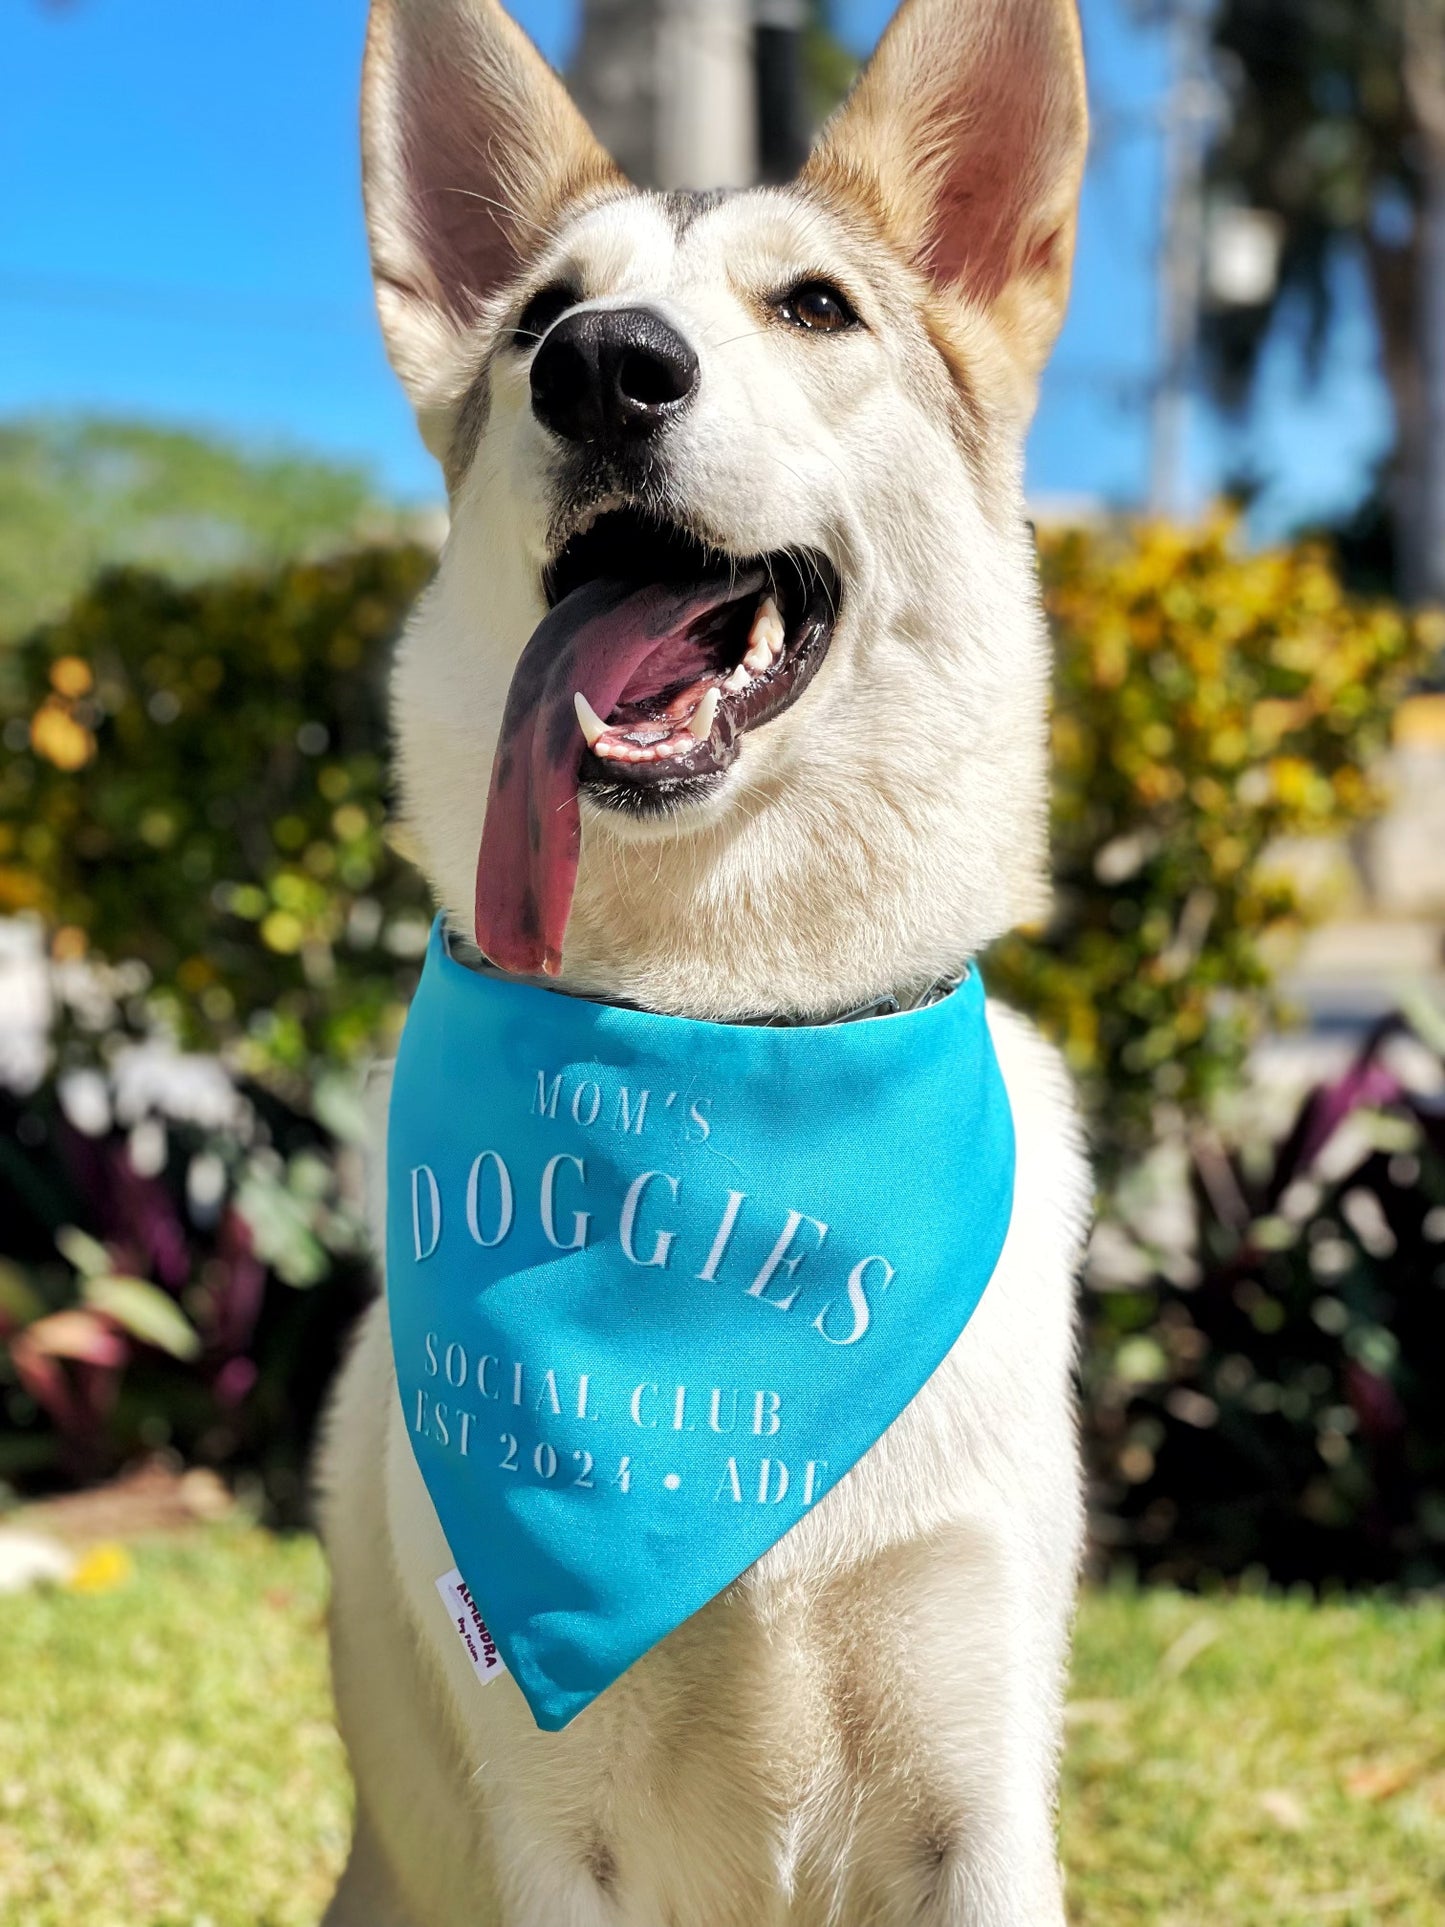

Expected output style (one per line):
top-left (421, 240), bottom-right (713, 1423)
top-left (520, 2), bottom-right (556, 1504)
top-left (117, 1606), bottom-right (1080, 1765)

top-left (318, 2), bottom-right (1093, 1921)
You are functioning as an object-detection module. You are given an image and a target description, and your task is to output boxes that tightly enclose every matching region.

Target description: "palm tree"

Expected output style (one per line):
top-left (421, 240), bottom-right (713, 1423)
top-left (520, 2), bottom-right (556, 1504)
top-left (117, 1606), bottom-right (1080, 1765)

top-left (1205, 0), bottom-right (1445, 601)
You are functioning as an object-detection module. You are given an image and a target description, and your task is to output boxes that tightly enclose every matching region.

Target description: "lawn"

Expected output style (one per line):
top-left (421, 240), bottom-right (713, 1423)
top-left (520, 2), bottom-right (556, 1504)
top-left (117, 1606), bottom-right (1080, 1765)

top-left (2, 1527), bottom-right (1441, 1926)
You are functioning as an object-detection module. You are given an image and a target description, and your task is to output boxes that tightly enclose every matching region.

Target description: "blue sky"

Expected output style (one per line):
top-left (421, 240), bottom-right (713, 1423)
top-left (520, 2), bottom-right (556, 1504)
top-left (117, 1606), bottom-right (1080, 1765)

top-left (3, 0), bottom-right (1391, 527)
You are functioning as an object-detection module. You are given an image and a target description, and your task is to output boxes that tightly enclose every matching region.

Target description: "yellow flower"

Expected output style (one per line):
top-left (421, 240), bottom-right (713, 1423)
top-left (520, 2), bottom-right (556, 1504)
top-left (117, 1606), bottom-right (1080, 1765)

top-left (64, 1543), bottom-right (134, 1594)
top-left (1267, 757), bottom-right (1313, 809)
top-left (48, 655), bottom-right (94, 700)
top-left (30, 700), bottom-right (96, 772)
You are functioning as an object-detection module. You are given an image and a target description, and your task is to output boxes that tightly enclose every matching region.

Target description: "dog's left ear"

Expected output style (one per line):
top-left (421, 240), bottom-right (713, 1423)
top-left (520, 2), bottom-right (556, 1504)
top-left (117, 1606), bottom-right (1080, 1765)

top-left (803, 0), bottom-right (1087, 391)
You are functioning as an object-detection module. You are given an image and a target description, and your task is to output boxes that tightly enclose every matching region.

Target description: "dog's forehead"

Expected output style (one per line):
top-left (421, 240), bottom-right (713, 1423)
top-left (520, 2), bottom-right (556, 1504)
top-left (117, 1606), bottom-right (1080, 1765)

top-left (555, 186), bottom-right (858, 298)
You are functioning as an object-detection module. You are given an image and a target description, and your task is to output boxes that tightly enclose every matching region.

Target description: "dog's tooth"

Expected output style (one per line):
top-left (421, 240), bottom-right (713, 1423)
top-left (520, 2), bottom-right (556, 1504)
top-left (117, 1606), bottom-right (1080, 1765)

top-left (757, 596), bottom-right (786, 652)
top-left (743, 598), bottom-right (784, 675)
top-left (574, 691), bottom-right (608, 748)
top-left (689, 687), bottom-right (721, 741)
top-left (723, 664), bottom-right (752, 694)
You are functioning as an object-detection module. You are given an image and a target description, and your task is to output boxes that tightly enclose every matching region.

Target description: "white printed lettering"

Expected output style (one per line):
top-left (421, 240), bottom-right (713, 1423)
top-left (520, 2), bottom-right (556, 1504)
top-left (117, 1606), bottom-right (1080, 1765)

top-left (410, 1165), bottom-right (442, 1262)
top-left (748, 1211), bottom-right (828, 1311)
top-left (465, 1151), bottom-right (514, 1248)
top-left (539, 1154), bottom-right (589, 1249)
top-left (814, 1255), bottom-right (894, 1347)
top-left (619, 1169), bottom-right (679, 1268)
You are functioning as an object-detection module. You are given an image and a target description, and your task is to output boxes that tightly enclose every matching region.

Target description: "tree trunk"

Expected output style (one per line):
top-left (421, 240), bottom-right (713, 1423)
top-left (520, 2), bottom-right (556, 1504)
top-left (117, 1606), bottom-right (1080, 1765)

top-left (1400, 0), bottom-right (1445, 604)
top-left (1412, 132), bottom-right (1445, 605)
top-left (1366, 228), bottom-right (1433, 601)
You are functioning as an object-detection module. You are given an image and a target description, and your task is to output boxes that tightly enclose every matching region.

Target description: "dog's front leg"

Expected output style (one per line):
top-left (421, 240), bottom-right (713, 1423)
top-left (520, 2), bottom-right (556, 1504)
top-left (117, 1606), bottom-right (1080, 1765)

top-left (808, 1501), bottom-right (1075, 1927)
top-left (323, 1804), bottom-right (422, 1927)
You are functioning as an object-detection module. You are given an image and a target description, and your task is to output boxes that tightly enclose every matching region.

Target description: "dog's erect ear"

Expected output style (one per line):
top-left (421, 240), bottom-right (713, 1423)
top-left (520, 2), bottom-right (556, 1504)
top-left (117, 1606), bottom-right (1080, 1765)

top-left (362, 0), bottom-right (621, 421)
top-left (803, 0), bottom-right (1087, 383)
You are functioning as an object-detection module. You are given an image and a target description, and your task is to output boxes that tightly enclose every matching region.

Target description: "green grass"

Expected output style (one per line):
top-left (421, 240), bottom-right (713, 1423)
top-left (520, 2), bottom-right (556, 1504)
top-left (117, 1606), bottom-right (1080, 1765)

top-left (1064, 1587), bottom-right (1445, 1925)
top-left (2, 1529), bottom-right (1441, 1926)
top-left (0, 1530), bottom-right (347, 1927)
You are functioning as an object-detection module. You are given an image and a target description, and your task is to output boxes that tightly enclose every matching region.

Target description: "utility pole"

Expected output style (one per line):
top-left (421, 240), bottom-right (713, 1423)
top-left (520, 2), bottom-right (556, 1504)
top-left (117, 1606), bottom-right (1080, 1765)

top-left (754, 0), bottom-right (811, 182)
top-left (1149, 0), bottom-right (1216, 519)
top-left (570, 0), bottom-right (757, 190)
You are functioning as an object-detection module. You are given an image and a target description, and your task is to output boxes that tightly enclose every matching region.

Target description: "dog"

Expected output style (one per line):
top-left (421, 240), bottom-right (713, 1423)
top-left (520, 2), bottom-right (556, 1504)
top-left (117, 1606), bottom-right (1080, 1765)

top-left (318, 1), bottom-right (1092, 1921)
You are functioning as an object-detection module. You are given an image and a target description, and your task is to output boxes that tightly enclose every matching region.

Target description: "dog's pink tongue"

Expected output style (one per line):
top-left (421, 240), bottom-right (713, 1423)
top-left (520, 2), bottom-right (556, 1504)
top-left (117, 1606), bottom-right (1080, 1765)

top-left (475, 574), bottom-right (746, 977)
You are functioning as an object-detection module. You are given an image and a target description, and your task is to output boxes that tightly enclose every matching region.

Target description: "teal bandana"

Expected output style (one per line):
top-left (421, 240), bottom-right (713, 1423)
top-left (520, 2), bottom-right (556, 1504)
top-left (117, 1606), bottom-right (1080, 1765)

top-left (388, 918), bottom-right (1016, 1731)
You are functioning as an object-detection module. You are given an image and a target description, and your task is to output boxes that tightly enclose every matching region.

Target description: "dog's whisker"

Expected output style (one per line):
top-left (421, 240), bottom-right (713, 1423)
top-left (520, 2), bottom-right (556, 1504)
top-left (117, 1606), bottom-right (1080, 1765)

top-left (707, 328), bottom-right (773, 352)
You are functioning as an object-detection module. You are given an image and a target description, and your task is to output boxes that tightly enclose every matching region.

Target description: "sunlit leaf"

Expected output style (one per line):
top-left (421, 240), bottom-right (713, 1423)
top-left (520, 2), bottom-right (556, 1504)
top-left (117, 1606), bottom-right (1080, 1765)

top-left (54, 1225), bottom-right (112, 1279)
top-left (82, 1276), bottom-right (201, 1362)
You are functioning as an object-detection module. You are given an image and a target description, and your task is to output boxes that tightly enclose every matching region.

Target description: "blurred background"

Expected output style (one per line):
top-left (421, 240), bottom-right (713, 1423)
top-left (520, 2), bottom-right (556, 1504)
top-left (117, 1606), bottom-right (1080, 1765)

top-left (3, 3), bottom-right (1445, 1923)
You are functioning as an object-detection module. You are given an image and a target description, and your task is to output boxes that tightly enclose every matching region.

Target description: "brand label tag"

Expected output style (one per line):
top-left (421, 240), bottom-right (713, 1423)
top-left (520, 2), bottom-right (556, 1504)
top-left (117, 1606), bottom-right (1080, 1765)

top-left (435, 1567), bottom-right (508, 1685)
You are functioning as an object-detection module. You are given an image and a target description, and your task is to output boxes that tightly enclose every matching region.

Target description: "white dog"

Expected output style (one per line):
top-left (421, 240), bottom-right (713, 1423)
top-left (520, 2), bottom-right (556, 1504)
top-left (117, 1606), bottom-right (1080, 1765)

top-left (318, 1), bottom-right (1093, 1921)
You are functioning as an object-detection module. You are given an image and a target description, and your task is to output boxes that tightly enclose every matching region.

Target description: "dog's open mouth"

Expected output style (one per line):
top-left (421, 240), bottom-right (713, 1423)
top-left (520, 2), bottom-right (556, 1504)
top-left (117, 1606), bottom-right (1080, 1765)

top-left (474, 508), bottom-right (840, 977)
top-left (547, 511), bottom-right (840, 799)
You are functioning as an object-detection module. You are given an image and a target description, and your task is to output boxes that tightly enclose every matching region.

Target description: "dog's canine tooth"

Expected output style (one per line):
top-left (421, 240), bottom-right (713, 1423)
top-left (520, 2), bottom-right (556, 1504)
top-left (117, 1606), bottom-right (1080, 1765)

top-left (574, 691), bottom-right (608, 748)
top-left (689, 687), bottom-right (721, 741)
top-left (743, 595), bottom-right (785, 674)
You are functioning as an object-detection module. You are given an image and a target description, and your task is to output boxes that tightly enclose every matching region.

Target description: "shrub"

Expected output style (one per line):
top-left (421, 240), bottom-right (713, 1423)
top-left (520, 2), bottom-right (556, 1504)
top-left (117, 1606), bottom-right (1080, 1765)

top-left (0, 547), bottom-right (432, 1506)
top-left (1, 523), bottom-right (1439, 1572)
top-left (0, 547), bottom-right (436, 1106)
top-left (990, 516), bottom-right (1430, 1171)
top-left (0, 1069), bottom-right (372, 1518)
top-left (1087, 1006), bottom-right (1445, 1588)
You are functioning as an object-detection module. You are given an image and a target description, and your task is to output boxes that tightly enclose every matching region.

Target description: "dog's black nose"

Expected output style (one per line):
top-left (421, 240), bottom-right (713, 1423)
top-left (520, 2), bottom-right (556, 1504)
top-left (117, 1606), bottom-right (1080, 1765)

top-left (530, 307), bottom-right (699, 445)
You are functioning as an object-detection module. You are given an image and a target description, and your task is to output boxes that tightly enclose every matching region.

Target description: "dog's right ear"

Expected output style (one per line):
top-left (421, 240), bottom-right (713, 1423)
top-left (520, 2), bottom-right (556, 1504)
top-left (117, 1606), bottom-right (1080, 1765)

top-left (362, 0), bottom-right (621, 437)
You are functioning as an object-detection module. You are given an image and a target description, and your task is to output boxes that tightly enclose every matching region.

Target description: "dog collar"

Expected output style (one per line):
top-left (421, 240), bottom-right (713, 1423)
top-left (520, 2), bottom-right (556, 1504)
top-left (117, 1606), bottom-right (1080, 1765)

top-left (388, 916), bottom-right (1015, 1730)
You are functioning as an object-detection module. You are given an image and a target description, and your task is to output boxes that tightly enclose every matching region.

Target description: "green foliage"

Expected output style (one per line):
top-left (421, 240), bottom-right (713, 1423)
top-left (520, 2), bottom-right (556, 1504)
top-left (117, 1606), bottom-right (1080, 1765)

top-left (1087, 1004), bottom-right (1445, 1589)
top-left (805, 1), bottom-right (859, 126)
top-left (0, 1071), bottom-right (376, 1509)
top-left (0, 416), bottom-right (415, 641)
top-left (0, 546), bottom-right (436, 1101)
top-left (1202, 0), bottom-right (1445, 599)
top-left (11, 517), bottom-right (1420, 1151)
top-left (1, 521), bottom-right (1440, 1582)
top-left (989, 517), bottom-right (1429, 1171)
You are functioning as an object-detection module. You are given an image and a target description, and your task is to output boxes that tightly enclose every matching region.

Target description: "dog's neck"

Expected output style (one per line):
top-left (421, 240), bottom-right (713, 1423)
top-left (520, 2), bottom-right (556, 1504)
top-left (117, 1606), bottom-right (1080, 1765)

top-left (444, 925), bottom-right (962, 1028)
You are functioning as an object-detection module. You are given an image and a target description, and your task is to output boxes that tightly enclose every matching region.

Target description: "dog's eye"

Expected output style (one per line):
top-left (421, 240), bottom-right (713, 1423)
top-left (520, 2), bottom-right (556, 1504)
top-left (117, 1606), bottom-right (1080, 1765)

top-left (513, 283), bottom-right (578, 347)
top-left (775, 281), bottom-right (859, 334)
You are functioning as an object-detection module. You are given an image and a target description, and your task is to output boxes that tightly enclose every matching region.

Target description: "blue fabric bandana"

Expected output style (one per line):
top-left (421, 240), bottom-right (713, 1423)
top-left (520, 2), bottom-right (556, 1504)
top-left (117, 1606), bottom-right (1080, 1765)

top-left (387, 918), bottom-right (1015, 1731)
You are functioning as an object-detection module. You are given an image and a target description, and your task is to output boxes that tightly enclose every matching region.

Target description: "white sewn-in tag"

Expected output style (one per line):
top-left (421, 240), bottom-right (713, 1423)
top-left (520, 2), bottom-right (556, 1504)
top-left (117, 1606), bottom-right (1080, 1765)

top-left (434, 1567), bottom-right (508, 1685)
